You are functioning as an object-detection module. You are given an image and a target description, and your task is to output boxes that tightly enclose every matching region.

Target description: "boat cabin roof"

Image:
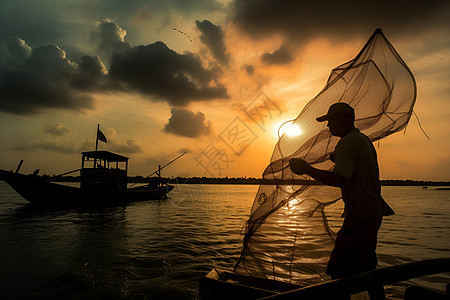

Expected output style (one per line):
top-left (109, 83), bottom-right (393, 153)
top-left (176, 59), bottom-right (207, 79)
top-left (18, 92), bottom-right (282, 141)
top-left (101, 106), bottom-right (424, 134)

top-left (81, 150), bottom-right (129, 162)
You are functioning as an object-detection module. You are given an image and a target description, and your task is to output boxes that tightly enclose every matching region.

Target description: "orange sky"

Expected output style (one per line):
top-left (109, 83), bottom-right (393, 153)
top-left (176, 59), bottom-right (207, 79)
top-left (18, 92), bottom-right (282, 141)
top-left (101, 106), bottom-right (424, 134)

top-left (0, 0), bottom-right (449, 181)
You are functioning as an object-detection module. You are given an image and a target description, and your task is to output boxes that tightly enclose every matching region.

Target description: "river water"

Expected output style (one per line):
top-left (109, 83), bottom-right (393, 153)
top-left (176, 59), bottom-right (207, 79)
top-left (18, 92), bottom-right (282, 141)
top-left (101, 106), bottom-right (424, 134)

top-left (0, 182), bottom-right (449, 299)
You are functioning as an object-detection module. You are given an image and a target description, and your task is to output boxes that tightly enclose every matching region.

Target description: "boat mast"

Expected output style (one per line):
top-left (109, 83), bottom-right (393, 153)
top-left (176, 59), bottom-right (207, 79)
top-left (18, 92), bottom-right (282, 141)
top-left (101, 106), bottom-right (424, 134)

top-left (94, 124), bottom-right (100, 168)
top-left (158, 165), bottom-right (161, 187)
top-left (95, 124), bottom-right (100, 152)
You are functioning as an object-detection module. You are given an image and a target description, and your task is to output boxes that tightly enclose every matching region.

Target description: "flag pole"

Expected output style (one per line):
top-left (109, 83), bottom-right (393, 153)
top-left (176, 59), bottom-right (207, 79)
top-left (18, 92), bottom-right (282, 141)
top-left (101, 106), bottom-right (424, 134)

top-left (94, 124), bottom-right (100, 169)
top-left (95, 124), bottom-right (100, 152)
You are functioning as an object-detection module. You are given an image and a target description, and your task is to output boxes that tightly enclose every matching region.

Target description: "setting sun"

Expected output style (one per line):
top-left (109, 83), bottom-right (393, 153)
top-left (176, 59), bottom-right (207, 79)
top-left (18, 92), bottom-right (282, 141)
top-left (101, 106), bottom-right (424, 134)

top-left (275, 120), bottom-right (303, 138)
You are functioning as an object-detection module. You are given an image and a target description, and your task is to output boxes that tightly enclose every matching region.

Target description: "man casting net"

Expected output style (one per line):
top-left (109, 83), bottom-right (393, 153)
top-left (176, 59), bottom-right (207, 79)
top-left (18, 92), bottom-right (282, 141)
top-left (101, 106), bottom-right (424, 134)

top-left (234, 28), bottom-right (417, 285)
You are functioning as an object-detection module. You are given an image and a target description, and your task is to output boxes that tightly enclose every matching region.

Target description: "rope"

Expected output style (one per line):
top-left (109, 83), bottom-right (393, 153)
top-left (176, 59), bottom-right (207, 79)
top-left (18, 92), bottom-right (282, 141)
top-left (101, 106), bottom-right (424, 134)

top-left (412, 110), bottom-right (430, 140)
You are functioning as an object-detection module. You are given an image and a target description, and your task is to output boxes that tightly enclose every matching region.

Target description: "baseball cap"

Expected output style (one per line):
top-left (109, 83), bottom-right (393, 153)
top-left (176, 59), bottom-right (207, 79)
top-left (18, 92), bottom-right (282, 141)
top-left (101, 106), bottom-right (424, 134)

top-left (316, 102), bottom-right (355, 122)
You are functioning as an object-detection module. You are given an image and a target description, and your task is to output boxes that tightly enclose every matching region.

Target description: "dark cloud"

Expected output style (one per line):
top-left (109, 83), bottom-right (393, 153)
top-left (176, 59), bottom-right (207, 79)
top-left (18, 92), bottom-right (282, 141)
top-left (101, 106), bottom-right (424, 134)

top-left (243, 64), bottom-right (254, 76)
top-left (0, 38), bottom-right (105, 115)
top-left (261, 44), bottom-right (294, 65)
top-left (196, 20), bottom-right (230, 66)
top-left (162, 108), bottom-right (212, 138)
top-left (0, 0), bottom-right (226, 55)
top-left (177, 147), bottom-right (191, 154)
top-left (71, 55), bottom-right (108, 90)
top-left (44, 123), bottom-right (72, 136)
top-left (231, 0), bottom-right (450, 44)
top-left (6, 37), bottom-right (31, 63)
top-left (109, 41), bottom-right (228, 106)
top-left (0, 19), bottom-right (229, 116)
top-left (0, 45), bottom-right (97, 115)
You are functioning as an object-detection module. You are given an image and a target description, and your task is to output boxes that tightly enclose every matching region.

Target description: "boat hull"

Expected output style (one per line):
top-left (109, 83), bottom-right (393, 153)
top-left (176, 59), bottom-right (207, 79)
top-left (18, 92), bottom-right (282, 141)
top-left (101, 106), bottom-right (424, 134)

top-left (0, 169), bottom-right (173, 206)
top-left (198, 269), bottom-right (301, 300)
top-left (200, 259), bottom-right (450, 300)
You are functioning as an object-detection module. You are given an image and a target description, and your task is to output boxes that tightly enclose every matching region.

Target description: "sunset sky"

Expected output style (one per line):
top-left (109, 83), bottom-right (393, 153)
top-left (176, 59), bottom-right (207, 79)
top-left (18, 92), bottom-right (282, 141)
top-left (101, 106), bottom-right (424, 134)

top-left (0, 0), bottom-right (449, 181)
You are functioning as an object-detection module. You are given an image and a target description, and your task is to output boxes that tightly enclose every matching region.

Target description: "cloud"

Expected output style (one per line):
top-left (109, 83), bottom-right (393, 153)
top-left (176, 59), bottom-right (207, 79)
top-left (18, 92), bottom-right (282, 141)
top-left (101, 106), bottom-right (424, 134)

top-left (144, 152), bottom-right (175, 169)
top-left (0, 40), bottom-right (98, 115)
top-left (261, 44), bottom-right (294, 65)
top-left (107, 139), bottom-right (142, 154)
top-left (5, 37), bottom-right (31, 63)
top-left (177, 147), bottom-right (191, 154)
top-left (12, 134), bottom-right (141, 154)
top-left (11, 140), bottom-right (80, 153)
top-left (108, 41), bottom-right (228, 106)
top-left (71, 55), bottom-right (108, 90)
top-left (92, 19), bottom-right (131, 63)
top-left (231, 0), bottom-right (450, 45)
top-left (393, 157), bottom-right (414, 168)
top-left (44, 123), bottom-right (73, 136)
top-left (0, 18), bottom-right (229, 116)
top-left (105, 127), bottom-right (117, 139)
top-left (130, 5), bottom-right (153, 26)
top-left (12, 124), bottom-right (80, 153)
top-left (162, 107), bottom-right (212, 138)
top-left (81, 127), bottom-right (140, 153)
top-left (243, 64), bottom-right (255, 76)
top-left (196, 19), bottom-right (230, 66)
top-left (433, 155), bottom-right (450, 172)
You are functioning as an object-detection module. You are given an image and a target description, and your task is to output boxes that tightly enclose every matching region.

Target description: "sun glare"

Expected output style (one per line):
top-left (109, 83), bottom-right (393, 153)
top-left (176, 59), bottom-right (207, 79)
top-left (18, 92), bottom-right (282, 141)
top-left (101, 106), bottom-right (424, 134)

top-left (275, 120), bottom-right (303, 138)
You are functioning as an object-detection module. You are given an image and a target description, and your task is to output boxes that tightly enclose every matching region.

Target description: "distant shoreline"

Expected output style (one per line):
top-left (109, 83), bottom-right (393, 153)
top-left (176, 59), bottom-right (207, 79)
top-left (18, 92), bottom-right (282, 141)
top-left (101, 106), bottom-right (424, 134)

top-left (28, 175), bottom-right (450, 186)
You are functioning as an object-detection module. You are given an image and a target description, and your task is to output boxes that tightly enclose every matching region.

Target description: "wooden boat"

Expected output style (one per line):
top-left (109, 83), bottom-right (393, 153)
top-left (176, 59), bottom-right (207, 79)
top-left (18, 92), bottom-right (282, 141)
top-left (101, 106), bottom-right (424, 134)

top-left (198, 258), bottom-right (450, 299)
top-left (198, 269), bottom-right (301, 299)
top-left (0, 150), bottom-right (174, 206)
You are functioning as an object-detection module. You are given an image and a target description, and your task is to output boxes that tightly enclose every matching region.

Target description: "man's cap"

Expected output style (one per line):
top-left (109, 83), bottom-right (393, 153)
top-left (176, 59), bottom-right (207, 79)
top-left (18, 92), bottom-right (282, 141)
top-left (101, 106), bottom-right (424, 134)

top-left (316, 102), bottom-right (355, 122)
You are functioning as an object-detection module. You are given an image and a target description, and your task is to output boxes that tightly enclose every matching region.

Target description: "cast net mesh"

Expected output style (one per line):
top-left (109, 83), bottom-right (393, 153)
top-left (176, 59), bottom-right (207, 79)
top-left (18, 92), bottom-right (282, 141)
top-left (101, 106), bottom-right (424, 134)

top-left (234, 29), bottom-right (417, 285)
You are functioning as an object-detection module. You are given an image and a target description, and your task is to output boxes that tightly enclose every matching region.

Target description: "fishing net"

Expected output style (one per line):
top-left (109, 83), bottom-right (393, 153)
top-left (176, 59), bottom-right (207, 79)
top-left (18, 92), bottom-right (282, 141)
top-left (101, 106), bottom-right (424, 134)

top-left (234, 29), bottom-right (417, 285)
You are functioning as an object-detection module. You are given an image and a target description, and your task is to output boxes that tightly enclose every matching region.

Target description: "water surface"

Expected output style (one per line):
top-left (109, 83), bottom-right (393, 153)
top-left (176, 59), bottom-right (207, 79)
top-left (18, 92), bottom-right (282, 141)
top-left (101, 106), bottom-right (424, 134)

top-left (0, 182), bottom-right (449, 299)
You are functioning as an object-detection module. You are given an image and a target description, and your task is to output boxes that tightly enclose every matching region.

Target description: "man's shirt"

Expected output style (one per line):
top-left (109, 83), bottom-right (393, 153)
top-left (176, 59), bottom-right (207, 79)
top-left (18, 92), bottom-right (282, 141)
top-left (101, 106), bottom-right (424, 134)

top-left (333, 128), bottom-right (394, 221)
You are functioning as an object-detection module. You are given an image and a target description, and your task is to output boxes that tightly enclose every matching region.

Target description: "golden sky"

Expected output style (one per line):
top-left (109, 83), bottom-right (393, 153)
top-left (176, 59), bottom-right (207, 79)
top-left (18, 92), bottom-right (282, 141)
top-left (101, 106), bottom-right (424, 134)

top-left (0, 0), bottom-right (449, 181)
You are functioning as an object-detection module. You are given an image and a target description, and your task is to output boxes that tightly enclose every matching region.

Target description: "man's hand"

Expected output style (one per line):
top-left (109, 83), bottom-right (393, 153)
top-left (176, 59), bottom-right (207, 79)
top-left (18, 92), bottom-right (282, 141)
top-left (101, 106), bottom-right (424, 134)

top-left (289, 157), bottom-right (341, 187)
top-left (289, 158), bottom-right (311, 175)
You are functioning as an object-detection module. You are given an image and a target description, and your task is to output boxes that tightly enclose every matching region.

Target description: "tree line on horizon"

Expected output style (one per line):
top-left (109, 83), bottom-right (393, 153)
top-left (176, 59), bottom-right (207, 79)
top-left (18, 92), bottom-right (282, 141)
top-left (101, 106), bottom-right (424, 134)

top-left (42, 175), bottom-right (450, 186)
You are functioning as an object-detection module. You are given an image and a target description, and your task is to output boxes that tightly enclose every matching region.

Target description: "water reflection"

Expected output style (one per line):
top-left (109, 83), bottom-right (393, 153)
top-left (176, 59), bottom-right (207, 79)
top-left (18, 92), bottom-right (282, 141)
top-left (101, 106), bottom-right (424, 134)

top-left (1, 183), bottom-right (448, 299)
top-left (2, 202), bottom-right (141, 298)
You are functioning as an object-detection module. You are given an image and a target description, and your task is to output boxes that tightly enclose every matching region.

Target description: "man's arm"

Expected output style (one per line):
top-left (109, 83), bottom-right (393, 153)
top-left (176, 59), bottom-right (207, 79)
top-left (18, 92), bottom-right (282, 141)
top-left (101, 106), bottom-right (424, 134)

top-left (289, 158), bottom-right (348, 188)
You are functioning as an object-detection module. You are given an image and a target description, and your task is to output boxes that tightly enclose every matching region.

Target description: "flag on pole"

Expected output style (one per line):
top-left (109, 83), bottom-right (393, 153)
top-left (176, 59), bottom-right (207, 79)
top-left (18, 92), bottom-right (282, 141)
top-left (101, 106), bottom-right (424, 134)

top-left (97, 128), bottom-right (107, 143)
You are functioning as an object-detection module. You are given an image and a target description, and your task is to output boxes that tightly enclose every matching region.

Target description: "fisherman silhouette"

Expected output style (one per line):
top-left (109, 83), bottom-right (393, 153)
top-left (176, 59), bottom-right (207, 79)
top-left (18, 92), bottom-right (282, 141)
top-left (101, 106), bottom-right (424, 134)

top-left (289, 102), bottom-right (394, 300)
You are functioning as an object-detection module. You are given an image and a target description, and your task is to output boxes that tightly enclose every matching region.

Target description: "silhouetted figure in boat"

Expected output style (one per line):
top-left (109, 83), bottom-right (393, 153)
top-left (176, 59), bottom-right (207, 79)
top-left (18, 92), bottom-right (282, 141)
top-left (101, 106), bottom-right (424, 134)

top-left (147, 178), bottom-right (159, 189)
top-left (289, 102), bottom-right (394, 300)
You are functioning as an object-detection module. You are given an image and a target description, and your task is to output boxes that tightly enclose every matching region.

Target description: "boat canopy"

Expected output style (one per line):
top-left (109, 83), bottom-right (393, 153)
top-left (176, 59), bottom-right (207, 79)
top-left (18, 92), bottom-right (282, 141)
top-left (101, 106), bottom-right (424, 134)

top-left (81, 150), bottom-right (129, 191)
top-left (81, 151), bottom-right (129, 162)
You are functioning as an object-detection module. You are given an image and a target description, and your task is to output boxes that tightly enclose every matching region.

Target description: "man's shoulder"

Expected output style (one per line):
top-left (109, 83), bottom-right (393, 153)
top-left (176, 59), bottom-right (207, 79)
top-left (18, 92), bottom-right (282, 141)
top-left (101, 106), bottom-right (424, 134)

top-left (337, 129), bottom-right (373, 154)
top-left (338, 129), bottom-right (359, 144)
top-left (342, 128), bottom-right (370, 142)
